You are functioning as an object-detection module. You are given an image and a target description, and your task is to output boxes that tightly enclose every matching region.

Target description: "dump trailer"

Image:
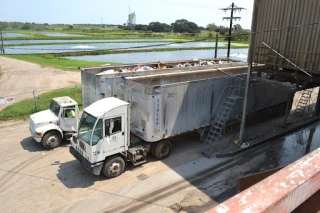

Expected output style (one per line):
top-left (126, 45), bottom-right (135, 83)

top-left (70, 67), bottom-right (292, 178)
top-left (80, 58), bottom-right (247, 107)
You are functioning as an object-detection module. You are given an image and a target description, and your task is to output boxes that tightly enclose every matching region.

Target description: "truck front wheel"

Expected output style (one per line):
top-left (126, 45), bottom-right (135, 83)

top-left (102, 156), bottom-right (125, 178)
top-left (42, 131), bottom-right (62, 149)
top-left (154, 140), bottom-right (172, 160)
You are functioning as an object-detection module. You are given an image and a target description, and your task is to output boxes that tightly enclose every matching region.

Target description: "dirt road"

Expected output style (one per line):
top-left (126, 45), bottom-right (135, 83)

top-left (0, 56), bottom-right (80, 110)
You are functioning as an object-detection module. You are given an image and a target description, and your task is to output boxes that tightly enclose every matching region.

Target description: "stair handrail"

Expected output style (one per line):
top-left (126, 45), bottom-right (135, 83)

top-left (200, 76), bottom-right (244, 141)
top-left (200, 78), bottom-right (234, 140)
top-left (201, 77), bottom-right (244, 141)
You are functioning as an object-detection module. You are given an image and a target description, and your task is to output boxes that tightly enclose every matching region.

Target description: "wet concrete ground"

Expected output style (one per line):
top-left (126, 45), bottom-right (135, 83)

top-left (213, 119), bottom-right (320, 204)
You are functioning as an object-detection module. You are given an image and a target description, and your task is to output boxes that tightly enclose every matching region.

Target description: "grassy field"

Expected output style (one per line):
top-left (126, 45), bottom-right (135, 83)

top-left (0, 87), bottom-right (82, 121)
top-left (4, 54), bottom-right (119, 71)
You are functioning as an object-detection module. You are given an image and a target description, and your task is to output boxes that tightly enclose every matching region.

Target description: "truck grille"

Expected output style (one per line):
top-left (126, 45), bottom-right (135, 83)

top-left (79, 140), bottom-right (86, 151)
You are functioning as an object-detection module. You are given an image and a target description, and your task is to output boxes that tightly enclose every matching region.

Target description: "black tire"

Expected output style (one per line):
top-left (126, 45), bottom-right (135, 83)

top-left (41, 131), bottom-right (62, 149)
top-left (154, 140), bottom-right (172, 160)
top-left (102, 156), bottom-right (125, 178)
top-left (150, 143), bottom-right (156, 156)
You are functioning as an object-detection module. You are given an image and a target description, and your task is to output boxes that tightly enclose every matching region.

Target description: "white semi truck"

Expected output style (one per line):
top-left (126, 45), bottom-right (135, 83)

top-left (29, 97), bottom-right (79, 149)
top-left (69, 67), bottom-right (291, 178)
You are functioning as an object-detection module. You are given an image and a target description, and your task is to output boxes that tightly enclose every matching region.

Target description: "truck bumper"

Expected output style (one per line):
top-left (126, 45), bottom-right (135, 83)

top-left (69, 146), bottom-right (104, 175)
top-left (29, 127), bottom-right (42, 143)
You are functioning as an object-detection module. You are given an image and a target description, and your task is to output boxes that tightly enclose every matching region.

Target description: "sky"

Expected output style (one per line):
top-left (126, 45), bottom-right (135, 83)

top-left (0, 0), bottom-right (254, 29)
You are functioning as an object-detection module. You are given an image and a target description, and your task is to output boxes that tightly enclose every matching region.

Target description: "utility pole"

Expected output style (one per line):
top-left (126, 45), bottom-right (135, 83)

top-left (221, 3), bottom-right (244, 57)
top-left (0, 22), bottom-right (4, 54)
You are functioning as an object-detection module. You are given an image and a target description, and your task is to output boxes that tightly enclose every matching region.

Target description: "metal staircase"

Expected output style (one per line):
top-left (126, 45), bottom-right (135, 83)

top-left (200, 77), bottom-right (243, 157)
top-left (295, 89), bottom-right (313, 117)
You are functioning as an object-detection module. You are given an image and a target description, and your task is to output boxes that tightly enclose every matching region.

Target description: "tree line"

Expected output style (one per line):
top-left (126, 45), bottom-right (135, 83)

top-left (121, 19), bottom-right (250, 40)
top-left (120, 19), bottom-right (202, 35)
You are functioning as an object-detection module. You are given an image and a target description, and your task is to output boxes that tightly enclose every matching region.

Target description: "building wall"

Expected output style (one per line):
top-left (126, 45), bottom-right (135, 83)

top-left (249, 0), bottom-right (320, 73)
top-left (127, 12), bottom-right (136, 26)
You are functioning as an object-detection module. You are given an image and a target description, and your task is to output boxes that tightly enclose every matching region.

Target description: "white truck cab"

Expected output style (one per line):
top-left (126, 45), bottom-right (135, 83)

top-left (70, 97), bottom-right (171, 178)
top-left (29, 96), bottom-right (79, 149)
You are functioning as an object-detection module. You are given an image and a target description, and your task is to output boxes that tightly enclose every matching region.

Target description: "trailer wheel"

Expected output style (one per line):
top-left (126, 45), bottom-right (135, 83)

top-left (154, 140), bottom-right (172, 160)
top-left (150, 143), bottom-right (156, 156)
top-left (102, 156), bottom-right (125, 178)
top-left (42, 131), bottom-right (62, 149)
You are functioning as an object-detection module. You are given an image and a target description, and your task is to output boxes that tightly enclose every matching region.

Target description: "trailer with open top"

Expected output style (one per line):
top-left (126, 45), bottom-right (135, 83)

top-left (70, 66), bottom-right (292, 178)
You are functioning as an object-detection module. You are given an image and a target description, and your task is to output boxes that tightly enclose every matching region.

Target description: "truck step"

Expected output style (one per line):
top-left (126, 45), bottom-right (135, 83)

top-left (132, 158), bottom-right (147, 166)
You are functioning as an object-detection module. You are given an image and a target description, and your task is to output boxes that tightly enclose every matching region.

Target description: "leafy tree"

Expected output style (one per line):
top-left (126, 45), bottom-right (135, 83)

top-left (68, 25), bottom-right (73, 29)
top-left (172, 19), bottom-right (200, 34)
top-left (162, 23), bottom-right (172, 32)
top-left (21, 22), bottom-right (32, 30)
top-left (135, 24), bottom-right (148, 31)
top-left (216, 25), bottom-right (229, 34)
top-left (224, 29), bottom-right (250, 41)
top-left (207, 23), bottom-right (218, 32)
top-left (0, 22), bottom-right (8, 30)
top-left (148, 22), bottom-right (172, 32)
top-left (172, 19), bottom-right (188, 33)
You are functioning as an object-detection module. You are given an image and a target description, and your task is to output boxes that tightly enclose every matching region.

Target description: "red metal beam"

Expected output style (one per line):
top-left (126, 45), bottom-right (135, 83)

top-left (208, 147), bottom-right (320, 213)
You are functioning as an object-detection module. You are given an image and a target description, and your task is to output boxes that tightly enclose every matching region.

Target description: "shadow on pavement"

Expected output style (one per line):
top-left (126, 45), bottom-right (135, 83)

top-left (20, 137), bottom-right (46, 152)
top-left (57, 160), bottom-right (105, 188)
top-left (20, 137), bottom-right (70, 152)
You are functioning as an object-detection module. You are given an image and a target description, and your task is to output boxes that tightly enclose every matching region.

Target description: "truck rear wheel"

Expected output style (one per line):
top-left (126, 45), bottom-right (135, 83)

top-left (154, 140), bottom-right (172, 160)
top-left (102, 156), bottom-right (125, 178)
top-left (42, 131), bottom-right (62, 149)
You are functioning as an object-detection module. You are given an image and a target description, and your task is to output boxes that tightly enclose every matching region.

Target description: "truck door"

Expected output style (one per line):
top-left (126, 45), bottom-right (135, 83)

top-left (60, 107), bottom-right (77, 131)
top-left (103, 115), bottom-right (126, 155)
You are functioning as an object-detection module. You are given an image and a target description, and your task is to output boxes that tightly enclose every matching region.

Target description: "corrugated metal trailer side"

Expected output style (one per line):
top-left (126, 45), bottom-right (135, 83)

top-left (126, 70), bottom-right (291, 142)
top-left (81, 62), bottom-right (247, 107)
top-left (249, 0), bottom-right (320, 73)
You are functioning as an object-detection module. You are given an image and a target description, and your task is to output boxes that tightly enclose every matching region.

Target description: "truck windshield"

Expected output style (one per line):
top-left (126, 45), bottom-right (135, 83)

top-left (78, 112), bottom-right (97, 145)
top-left (49, 100), bottom-right (60, 116)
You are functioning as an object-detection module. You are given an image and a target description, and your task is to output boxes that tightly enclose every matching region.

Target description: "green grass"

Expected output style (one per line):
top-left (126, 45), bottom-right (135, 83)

top-left (0, 87), bottom-right (82, 121)
top-left (4, 54), bottom-right (120, 71)
top-left (230, 42), bottom-right (250, 47)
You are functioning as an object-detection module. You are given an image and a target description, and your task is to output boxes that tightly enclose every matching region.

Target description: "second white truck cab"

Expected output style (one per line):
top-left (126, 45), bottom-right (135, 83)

top-left (29, 96), bottom-right (79, 149)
